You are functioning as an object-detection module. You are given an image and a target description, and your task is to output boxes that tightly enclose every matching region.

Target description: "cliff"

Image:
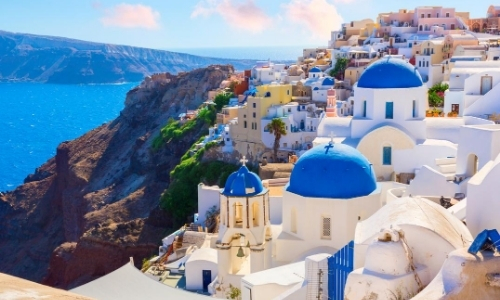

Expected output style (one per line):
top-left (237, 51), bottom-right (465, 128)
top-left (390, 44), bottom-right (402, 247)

top-left (0, 65), bottom-right (233, 288)
top-left (0, 30), bottom-right (255, 84)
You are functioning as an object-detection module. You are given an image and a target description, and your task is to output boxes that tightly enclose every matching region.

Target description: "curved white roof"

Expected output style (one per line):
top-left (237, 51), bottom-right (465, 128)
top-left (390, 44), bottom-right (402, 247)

top-left (355, 197), bottom-right (472, 249)
top-left (71, 263), bottom-right (210, 300)
top-left (185, 248), bottom-right (217, 264)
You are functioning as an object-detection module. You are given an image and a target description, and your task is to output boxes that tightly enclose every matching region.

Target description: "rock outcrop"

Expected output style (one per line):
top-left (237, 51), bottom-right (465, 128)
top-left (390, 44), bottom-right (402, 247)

top-left (0, 65), bottom-right (234, 289)
top-left (0, 30), bottom-right (254, 84)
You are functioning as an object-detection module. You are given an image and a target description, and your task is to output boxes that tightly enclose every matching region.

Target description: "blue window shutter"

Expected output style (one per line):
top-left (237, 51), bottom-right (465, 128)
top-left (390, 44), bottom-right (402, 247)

top-left (385, 102), bottom-right (394, 119)
top-left (383, 147), bottom-right (392, 165)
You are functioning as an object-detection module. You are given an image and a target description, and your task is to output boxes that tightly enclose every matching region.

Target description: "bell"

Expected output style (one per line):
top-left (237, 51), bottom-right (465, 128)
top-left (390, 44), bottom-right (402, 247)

top-left (236, 246), bottom-right (245, 258)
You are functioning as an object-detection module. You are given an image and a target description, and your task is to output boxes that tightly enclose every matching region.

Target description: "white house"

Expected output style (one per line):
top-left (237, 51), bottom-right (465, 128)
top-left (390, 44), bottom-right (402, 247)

top-left (251, 61), bottom-right (286, 85)
top-left (185, 247), bottom-right (218, 291)
top-left (444, 60), bottom-right (500, 116)
top-left (261, 102), bottom-right (321, 153)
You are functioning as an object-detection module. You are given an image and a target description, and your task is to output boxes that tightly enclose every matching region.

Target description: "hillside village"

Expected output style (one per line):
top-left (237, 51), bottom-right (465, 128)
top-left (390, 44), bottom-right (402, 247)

top-left (7, 4), bottom-right (500, 300)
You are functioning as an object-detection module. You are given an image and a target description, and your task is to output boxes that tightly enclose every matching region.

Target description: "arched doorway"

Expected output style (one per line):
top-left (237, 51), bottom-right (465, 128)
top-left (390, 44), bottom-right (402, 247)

top-left (472, 23), bottom-right (480, 32)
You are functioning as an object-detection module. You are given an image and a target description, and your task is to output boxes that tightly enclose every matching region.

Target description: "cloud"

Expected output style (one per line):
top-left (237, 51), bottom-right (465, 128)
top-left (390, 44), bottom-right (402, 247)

top-left (100, 3), bottom-right (160, 30)
top-left (191, 0), bottom-right (272, 34)
top-left (283, 0), bottom-right (343, 39)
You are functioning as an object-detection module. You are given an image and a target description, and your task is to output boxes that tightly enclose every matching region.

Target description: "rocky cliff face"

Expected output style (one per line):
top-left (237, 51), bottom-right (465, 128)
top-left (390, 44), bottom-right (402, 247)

top-left (0, 30), bottom-right (254, 84)
top-left (0, 65), bottom-right (233, 289)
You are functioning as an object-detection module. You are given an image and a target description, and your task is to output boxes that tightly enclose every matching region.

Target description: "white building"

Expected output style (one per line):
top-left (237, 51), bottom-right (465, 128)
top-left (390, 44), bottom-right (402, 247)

top-left (250, 61), bottom-right (286, 85)
top-left (261, 102), bottom-right (321, 153)
top-left (185, 247), bottom-right (218, 291)
top-left (444, 60), bottom-right (500, 117)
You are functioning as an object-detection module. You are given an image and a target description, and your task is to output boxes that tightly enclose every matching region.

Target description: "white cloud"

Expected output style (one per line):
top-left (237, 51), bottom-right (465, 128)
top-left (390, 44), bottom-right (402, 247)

top-left (191, 0), bottom-right (272, 34)
top-left (282, 0), bottom-right (343, 39)
top-left (100, 3), bottom-right (160, 30)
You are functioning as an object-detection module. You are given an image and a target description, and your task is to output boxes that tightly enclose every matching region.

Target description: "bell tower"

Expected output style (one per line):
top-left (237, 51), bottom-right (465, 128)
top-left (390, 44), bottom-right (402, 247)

top-left (215, 156), bottom-right (272, 292)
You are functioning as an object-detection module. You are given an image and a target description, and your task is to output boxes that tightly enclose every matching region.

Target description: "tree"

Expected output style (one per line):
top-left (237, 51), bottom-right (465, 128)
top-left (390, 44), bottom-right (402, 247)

top-left (329, 57), bottom-right (349, 80)
top-left (265, 118), bottom-right (287, 162)
top-left (214, 92), bottom-right (234, 111)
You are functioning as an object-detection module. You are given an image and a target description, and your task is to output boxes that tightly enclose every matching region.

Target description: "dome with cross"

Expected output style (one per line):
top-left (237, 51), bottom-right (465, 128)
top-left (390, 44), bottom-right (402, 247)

top-left (286, 142), bottom-right (377, 199)
top-left (222, 156), bottom-right (265, 197)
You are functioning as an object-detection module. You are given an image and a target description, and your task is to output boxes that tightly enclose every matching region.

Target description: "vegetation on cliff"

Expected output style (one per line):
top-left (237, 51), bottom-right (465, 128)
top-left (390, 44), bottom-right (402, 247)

top-left (160, 140), bottom-right (239, 226)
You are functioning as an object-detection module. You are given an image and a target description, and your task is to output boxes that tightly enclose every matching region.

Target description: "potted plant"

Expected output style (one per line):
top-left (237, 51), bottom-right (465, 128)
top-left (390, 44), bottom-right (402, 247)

top-left (426, 110), bottom-right (433, 117)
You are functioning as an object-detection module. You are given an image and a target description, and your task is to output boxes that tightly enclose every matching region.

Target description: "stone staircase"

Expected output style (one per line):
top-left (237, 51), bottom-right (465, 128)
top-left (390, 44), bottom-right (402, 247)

top-left (435, 157), bottom-right (457, 181)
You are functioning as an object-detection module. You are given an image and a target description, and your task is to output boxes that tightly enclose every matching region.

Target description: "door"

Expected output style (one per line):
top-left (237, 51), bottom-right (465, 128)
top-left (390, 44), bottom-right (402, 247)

top-left (481, 76), bottom-right (493, 95)
top-left (202, 270), bottom-right (212, 291)
top-left (452, 104), bottom-right (459, 113)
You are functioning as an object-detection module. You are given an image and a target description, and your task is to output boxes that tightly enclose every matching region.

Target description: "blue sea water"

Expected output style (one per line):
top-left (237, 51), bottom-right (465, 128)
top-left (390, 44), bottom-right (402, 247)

top-left (168, 45), bottom-right (316, 61)
top-left (0, 82), bottom-right (138, 191)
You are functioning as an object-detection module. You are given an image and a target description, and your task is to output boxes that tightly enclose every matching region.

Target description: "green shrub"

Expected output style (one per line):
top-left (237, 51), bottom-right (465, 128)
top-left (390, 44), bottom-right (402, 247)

top-left (428, 83), bottom-right (448, 107)
top-left (160, 145), bottom-right (239, 226)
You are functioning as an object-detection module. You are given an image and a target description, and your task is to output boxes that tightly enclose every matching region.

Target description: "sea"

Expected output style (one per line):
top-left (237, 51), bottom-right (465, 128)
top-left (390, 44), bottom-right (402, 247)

top-left (0, 46), bottom-right (313, 191)
top-left (0, 82), bottom-right (138, 191)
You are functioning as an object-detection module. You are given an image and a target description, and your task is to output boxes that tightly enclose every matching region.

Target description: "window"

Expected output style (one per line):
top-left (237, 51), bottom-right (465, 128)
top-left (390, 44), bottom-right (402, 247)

top-left (383, 146), bottom-right (392, 165)
top-left (244, 121), bottom-right (247, 128)
top-left (288, 108), bottom-right (291, 113)
top-left (421, 14), bottom-right (424, 18)
top-left (446, 12), bottom-right (450, 17)
top-left (253, 103), bottom-right (256, 108)
top-left (436, 13), bottom-right (439, 17)
top-left (427, 14), bottom-right (431, 18)
top-left (283, 142), bottom-right (287, 148)
top-left (412, 100), bottom-right (417, 118)
top-left (385, 102), bottom-right (394, 119)
top-left (226, 138), bottom-right (230, 141)
top-left (481, 76), bottom-right (493, 95)
top-left (321, 216), bottom-right (331, 239)
top-left (287, 90), bottom-right (290, 95)
top-left (254, 123), bottom-right (257, 130)
top-left (426, 61), bottom-right (429, 67)
top-left (252, 202), bottom-right (260, 227)
top-left (419, 61), bottom-right (422, 67)
top-left (253, 112), bottom-right (256, 118)
top-left (362, 100), bottom-right (367, 118)
top-left (244, 114), bottom-right (246, 118)
top-left (291, 207), bottom-right (297, 233)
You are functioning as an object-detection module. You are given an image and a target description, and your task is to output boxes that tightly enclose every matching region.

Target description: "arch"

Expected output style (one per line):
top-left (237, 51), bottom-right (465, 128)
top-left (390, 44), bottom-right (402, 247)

top-left (252, 201), bottom-right (260, 227)
top-left (483, 23), bottom-right (488, 31)
top-left (472, 23), bottom-right (480, 32)
top-left (419, 25), bottom-right (423, 31)
top-left (466, 153), bottom-right (479, 177)
top-left (357, 125), bottom-right (415, 180)
top-left (234, 201), bottom-right (244, 228)
top-left (291, 207), bottom-right (297, 234)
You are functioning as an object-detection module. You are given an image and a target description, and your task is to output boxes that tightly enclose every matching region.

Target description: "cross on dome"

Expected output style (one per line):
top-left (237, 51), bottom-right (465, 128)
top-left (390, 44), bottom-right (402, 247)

top-left (324, 143), bottom-right (334, 154)
top-left (329, 132), bottom-right (336, 144)
top-left (240, 156), bottom-right (248, 165)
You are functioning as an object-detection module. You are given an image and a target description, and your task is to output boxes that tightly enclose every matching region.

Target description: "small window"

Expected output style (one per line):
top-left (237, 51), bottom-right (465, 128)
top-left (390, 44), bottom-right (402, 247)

top-left (412, 100), bottom-right (417, 118)
top-left (254, 123), bottom-right (257, 130)
top-left (383, 146), bottom-right (392, 165)
top-left (244, 114), bottom-right (246, 118)
top-left (446, 12), bottom-right (450, 17)
top-left (244, 121), bottom-right (247, 128)
top-left (253, 112), bottom-right (256, 118)
top-left (226, 138), bottom-right (230, 141)
top-left (385, 102), bottom-right (394, 119)
top-left (427, 14), bottom-right (431, 18)
top-left (362, 100), bottom-right (367, 118)
top-left (321, 216), bottom-right (331, 239)
top-left (419, 61), bottom-right (421, 67)
top-left (253, 103), bottom-right (256, 108)
top-left (283, 142), bottom-right (287, 148)
top-left (287, 90), bottom-right (290, 95)
top-left (288, 108), bottom-right (291, 113)
top-left (421, 14), bottom-right (424, 18)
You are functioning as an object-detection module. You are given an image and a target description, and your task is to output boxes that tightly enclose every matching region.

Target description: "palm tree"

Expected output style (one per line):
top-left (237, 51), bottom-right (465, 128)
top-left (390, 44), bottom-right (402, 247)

top-left (266, 118), bottom-right (287, 162)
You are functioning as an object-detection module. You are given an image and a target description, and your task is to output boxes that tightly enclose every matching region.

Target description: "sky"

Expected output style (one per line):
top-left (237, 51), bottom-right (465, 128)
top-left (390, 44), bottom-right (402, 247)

top-left (0, 1), bottom-right (495, 50)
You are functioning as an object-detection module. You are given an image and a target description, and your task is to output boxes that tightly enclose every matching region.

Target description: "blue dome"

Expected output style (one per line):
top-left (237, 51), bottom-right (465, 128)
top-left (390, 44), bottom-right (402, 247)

top-left (223, 166), bottom-right (264, 197)
top-left (322, 77), bottom-right (334, 86)
top-left (310, 67), bottom-right (321, 73)
top-left (286, 143), bottom-right (376, 199)
top-left (357, 56), bottom-right (423, 89)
